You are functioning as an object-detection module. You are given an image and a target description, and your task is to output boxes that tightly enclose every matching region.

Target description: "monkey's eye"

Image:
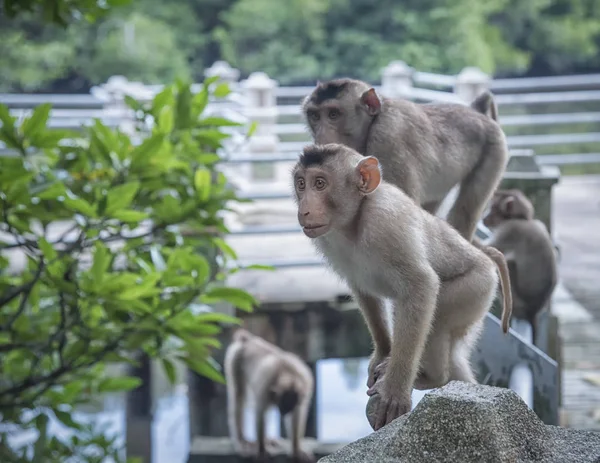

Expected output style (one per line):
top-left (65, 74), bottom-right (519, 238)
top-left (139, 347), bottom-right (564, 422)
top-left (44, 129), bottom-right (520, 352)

top-left (315, 178), bottom-right (327, 190)
top-left (328, 109), bottom-right (341, 120)
top-left (296, 178), bottom-right (305, 190)
top-left (308, 111), bottom-right (320, 122)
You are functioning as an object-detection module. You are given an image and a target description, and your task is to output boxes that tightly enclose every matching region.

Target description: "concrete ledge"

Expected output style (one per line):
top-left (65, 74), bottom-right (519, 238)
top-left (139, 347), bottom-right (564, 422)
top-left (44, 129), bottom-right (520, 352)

top-left (188, 437), bottom-right (347, 463)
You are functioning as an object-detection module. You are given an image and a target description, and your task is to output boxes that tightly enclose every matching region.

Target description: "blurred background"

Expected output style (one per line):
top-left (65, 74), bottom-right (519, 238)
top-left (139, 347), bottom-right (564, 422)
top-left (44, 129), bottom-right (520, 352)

top-left (2, 1), bottom-right (600, 463)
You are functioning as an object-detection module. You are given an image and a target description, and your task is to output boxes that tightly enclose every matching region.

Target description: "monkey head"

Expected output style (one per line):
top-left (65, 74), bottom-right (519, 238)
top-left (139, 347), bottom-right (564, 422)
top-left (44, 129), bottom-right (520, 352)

top-left (483, 189), bottom-right (535, 228)
top-left (292, 144), bottom-right (382, 238)
top-left (302, 79), bottom-right (382, 152)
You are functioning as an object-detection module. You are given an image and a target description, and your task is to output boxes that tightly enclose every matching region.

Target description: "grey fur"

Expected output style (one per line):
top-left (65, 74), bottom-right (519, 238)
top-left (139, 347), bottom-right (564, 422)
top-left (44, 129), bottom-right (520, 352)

top-left (483, 190), bottom-right (558, 344)
top-left (302, 78), bottom-right (509, 243)
top-left (292, 144), bottom-right (511, 431)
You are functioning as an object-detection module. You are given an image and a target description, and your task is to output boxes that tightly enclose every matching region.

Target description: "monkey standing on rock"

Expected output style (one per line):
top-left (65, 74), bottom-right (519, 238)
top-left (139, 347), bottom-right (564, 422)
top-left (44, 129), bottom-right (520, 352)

top-left (302, 79), bottom-right (509, 245)
top-left (292, 144), bottom-right (512, 431)
top-left (225, 328), bottom-right (315, 462)
top-left (483, 189), bottom-right (558, 344)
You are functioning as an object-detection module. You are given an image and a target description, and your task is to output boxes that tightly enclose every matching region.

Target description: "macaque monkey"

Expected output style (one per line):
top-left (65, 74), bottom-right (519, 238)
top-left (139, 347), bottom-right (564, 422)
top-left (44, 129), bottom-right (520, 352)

top-left (483, 189), bottom-right (558, 344)
top-left (292, 144), bottom-right (512, 431)
top-left (302, 79), bottom-right (508, 245)
top-left (225, 328), bottom-right (315, 462)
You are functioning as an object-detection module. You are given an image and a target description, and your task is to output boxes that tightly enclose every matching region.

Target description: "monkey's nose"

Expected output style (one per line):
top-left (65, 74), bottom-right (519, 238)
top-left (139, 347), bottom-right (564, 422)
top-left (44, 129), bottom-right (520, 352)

top-left (302, 211), bottom-right (310, 216)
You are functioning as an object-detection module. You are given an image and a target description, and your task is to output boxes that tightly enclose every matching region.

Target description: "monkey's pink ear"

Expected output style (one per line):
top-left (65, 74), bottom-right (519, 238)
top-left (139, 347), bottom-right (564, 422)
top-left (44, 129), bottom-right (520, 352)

top-left (357, 156), bottom-right (381, 194)
top-left (360, 88), bottom-right (381, 116)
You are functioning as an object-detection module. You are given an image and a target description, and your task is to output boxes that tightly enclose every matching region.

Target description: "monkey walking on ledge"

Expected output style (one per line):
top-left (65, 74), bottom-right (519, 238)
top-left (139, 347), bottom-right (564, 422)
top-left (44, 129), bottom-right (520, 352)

top-left (483, 189), bottom-right (558, 345)
top-left (225, 328), bottom-right (315, 462)
top-left (302, 79), bottom-right (509, 246)
top-left (292, 144), bottom-right (512, 431)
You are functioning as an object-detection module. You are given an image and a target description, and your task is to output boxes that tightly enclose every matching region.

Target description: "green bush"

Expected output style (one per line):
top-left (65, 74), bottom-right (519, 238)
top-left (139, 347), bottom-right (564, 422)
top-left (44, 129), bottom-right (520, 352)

top-left (0, 77), bottom-right (261, 462)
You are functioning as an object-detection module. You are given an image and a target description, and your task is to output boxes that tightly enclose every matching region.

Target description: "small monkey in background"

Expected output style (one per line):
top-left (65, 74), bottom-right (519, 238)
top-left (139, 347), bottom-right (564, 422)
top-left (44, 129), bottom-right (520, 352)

top-left (302, 79), bottom-right (508, 245)
top-left (292, 144), bottom-right (511, 430)
top-left (225, 329), bottom-right (315, 462)
top-left (483, 189), bottom-right (558, 344)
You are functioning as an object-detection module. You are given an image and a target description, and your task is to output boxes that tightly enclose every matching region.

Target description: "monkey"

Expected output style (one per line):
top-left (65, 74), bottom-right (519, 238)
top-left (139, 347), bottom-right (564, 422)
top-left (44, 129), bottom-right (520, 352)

top-left (483, 189), bottom-right (558, 344)
top-left (225, 328), bottom-right (315, 462)
top-left (302, 79), bottom-right (508, 246)
top-left (291, 144), bottom-right (512, 431)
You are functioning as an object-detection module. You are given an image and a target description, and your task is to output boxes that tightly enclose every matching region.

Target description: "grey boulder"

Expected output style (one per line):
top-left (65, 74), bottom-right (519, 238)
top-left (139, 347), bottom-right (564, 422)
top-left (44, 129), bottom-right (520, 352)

top-left (320, 381), bottom-right (600, 463)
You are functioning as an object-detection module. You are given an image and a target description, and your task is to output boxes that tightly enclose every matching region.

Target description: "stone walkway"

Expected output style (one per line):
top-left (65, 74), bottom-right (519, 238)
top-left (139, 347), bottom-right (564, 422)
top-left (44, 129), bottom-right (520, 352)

top-left (551, 175), bottom-right (600, 430)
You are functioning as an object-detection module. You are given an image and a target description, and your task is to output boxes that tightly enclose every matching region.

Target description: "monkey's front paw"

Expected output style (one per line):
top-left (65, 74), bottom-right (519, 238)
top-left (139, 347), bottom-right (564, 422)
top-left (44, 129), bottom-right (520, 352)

top-left (367, 355), bottom-right (388, 389)
top-left (367, 380), bottom-right (411, 431)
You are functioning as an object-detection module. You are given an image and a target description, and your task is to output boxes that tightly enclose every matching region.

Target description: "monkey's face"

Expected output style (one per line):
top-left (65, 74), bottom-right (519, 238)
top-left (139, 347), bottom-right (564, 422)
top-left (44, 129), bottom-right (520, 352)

top-left (293, 145), bottom-right (382, 239)
top-left (483, 190), bottom-right (534, 228)
top-left (293, 165), bottom-right (336, 238)
top-left (302, 81), bottom-right (380, 152)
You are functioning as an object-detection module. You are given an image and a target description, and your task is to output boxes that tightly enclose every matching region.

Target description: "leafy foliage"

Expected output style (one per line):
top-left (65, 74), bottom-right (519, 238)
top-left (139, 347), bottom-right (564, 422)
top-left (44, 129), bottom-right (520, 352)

top-left (0, 77), bottom-right (260, 462)
top-left (2, 0), bottom-right (600, 91)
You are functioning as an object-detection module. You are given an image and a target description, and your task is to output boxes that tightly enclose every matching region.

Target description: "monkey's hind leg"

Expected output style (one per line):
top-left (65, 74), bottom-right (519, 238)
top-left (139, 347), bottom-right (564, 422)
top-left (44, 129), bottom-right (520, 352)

top-left (447, 141), bottom-right (508, 242)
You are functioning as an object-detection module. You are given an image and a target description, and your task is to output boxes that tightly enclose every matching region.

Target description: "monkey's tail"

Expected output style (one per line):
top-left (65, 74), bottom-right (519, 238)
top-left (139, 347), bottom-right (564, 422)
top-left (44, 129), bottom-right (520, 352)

top-left (482, 245), bottom-right (513, 334)
top-left (470, 91), bottom-right (498, 122)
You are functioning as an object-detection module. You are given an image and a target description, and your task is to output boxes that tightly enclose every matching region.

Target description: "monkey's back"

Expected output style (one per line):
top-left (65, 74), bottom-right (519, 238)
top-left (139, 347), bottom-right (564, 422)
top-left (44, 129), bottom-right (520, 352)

top-left (490, 219), bottom-right (557, 313)
top-left (369, 98), bottom-right (505, 203)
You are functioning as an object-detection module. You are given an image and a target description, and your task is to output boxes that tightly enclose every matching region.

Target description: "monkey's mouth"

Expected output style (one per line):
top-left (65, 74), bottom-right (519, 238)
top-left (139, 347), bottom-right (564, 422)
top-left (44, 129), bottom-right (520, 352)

top-left (301, 224), bottom-right (329, 238)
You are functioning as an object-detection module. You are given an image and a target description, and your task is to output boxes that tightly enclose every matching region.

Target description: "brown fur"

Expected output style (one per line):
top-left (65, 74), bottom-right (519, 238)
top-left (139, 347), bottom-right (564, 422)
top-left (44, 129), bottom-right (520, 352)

top-left (225, 329), bottom-right (315, 461)
top-left (292, 144), bottom-right (512, 430)
top-left (302, 79), bottom-right (509, 244)
top-left (483, 190), bottom-right (558, 344)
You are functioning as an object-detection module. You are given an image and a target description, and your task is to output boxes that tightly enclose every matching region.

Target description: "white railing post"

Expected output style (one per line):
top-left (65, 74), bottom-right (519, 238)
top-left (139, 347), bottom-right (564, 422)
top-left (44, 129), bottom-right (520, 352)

top-left (93, 75), bottom-right (155, 136)
top-left (241, 72), bottom-right (280, 182)
top-left (204, 60), bottom-right (240, 85)
top-left (454, 67), bottom-right (490, 102)
top-left (381, 60), bottom-right (414, 98)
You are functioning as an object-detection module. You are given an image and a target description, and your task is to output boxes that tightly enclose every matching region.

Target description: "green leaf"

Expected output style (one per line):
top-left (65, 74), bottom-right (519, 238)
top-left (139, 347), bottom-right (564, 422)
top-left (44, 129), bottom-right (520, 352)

top-left (38, 237), bottom-right (57, 260)
top-left (247, 121), bottom-right (259, 138)
top-left (106, 181), bottom-right (140, 214)
top-left (0, 104), bottom-right (15, 129)
top-left (98, 376), bottom-right (142, 393)
top-left (63, 191), bottom-right (97, 217)
top-left (161, 358), bottom-right (177, 385)
top-left (112, 209), bottom-right (149, 222)
top-left (194, 168), bottom-right (211, 202)
top-left (158, 106), bottom-right (174, 133)
top-left (124, 95), bottom-right (144, 112)
top-left (130, 133), bottom-right (165, 165)
top-left (196, 312), bottom-right (241, 325)
top-left (198, 116), bottom-right (242, 127)
top-left (191, 88), bottom-right (209, 119)
top-left (37, 182), bottom-right (66, 200)
top-left (202, 286), bottom-right (257, 312)
top-left (91, 242), bottom-right (110, 283)
top-left (174, 82), bottom-right (192, 130)
top-left (242, 264), bottom-right (276, 271)
top-left (204, 76), bottom-right (220, 86)
top-left (54, 410), bottom-right (83, 430)
top-left (117, 284), bottom-right (162, 301)
top-left (213, 237), bottom-right (237, 260)
top-left (21, 104), bottom-right (51, 138)
top-left (213, 83), bottom-right (231, 98)
top-left (183, 356), bottom-right (224, 384)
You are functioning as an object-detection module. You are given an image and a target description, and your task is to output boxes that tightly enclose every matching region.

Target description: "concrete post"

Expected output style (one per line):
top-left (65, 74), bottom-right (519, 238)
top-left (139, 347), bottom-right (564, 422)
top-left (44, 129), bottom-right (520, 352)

top-left (204, 60), bottom-right (241, 85)
top-left (454, 67), bottom-right (491, 102)
top-left (381, 61), bottom-right (413, 99)
top-left (241, 72), bottom-right (280, 182)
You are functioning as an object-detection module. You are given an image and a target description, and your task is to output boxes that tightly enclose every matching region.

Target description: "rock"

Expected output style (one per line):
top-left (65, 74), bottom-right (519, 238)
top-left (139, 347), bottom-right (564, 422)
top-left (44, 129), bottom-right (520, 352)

top-left (320, 382), bottom-right (600, 463)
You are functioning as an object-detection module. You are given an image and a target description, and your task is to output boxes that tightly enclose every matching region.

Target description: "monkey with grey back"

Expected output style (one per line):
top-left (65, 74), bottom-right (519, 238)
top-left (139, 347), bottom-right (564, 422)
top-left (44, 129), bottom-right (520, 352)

top-left (483, 189), bottom-right (558, 344)
top-left (302, 79), bottom-right (508, 244)
top-left (225, 329), bottom-right (315, 462)
top-left (292, 144), bottom-right (512, 430)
